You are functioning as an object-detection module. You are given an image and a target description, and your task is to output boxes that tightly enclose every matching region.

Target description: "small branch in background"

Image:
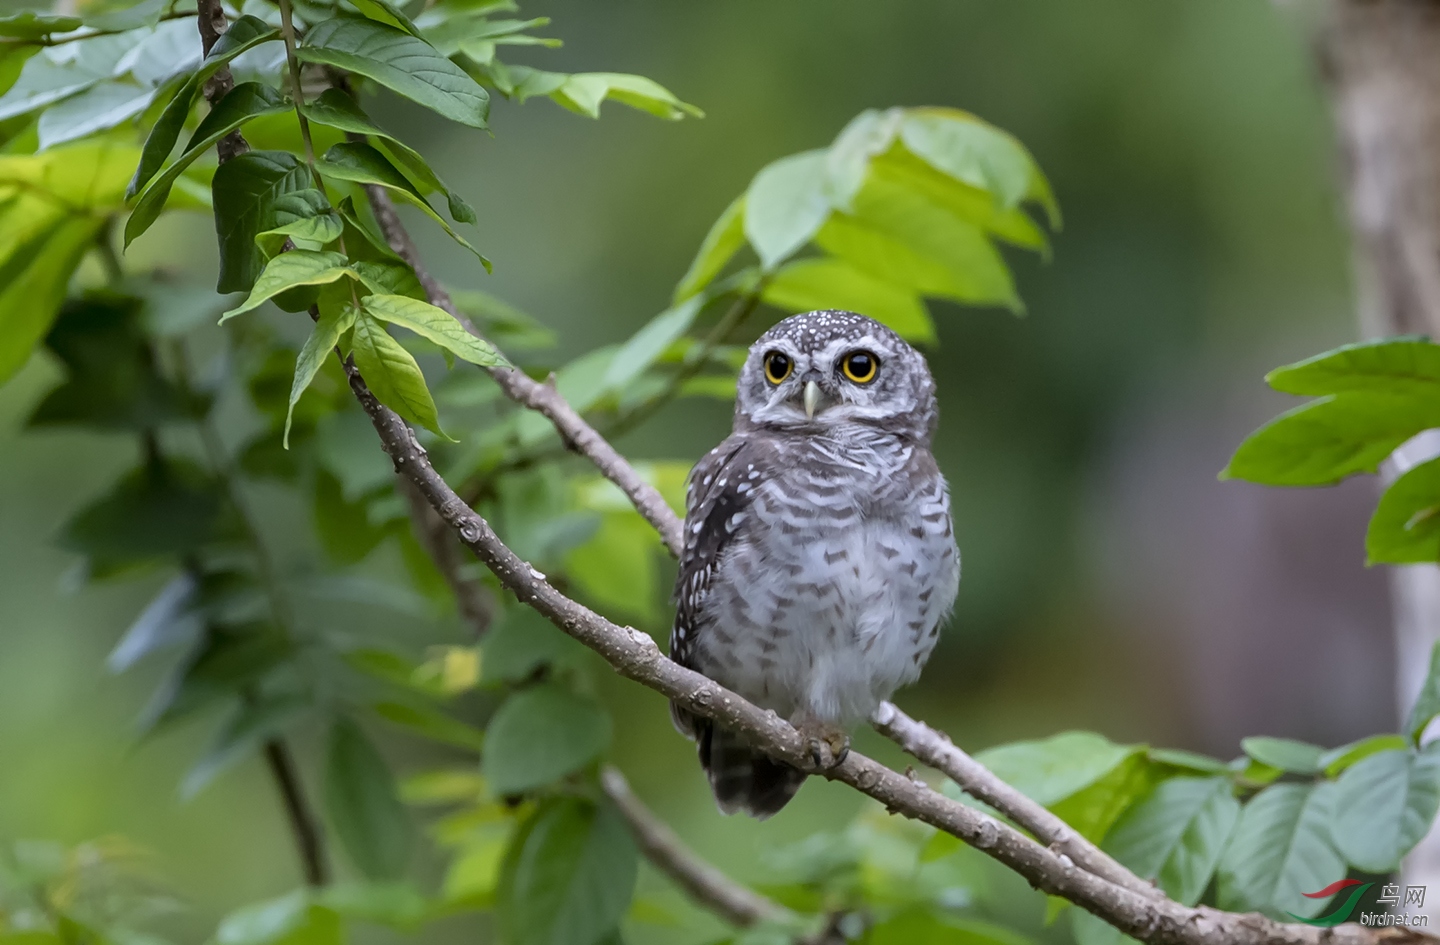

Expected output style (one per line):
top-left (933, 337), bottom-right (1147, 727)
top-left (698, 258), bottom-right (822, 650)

top-left (361, 186), bottom-right (686, 555)
top-left (263, 740), bottom-right (330, 887)
top-left (870, 701), bottom-right (1159, 902)
top-left (599, 766), bottom-right (789, 929)
top-left (398, 477), bottom-right (496, 636)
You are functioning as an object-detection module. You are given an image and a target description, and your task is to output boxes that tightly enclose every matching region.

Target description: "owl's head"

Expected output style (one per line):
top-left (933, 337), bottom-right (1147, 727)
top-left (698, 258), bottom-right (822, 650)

top-left (734, 310), bottom-right (938, 443)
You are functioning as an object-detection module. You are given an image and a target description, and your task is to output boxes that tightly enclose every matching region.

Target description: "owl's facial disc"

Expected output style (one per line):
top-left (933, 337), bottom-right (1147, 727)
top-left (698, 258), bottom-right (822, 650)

top-left (736, 311), bottom-right (938, 443)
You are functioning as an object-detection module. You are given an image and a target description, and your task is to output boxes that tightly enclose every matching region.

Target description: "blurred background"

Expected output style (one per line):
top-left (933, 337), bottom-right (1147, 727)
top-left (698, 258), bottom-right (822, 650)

top-left (0, 0), bottom-right (1397, 942)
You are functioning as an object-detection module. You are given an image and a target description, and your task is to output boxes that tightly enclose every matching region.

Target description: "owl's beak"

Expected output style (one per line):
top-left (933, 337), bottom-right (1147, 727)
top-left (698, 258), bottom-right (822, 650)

top-left (803, 380), bottom-right (822, 419)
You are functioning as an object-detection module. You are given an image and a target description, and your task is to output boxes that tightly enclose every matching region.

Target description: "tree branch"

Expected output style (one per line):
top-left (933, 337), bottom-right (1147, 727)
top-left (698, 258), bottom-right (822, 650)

top-left (338, 342), bottom-right (1430, 944)
top-left (194, 0), bottom-right (245, 162)
top-left (361, 186), bottom-right (685, 556)
top-left (870, 701), bottom-right (1157, 900)
top-left (599, 766), bottom-right (789, 929)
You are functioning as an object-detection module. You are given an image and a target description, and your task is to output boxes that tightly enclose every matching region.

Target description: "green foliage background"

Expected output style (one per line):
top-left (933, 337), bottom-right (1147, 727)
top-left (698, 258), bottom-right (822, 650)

top-left (0, 1), bottom-right (1382, 944)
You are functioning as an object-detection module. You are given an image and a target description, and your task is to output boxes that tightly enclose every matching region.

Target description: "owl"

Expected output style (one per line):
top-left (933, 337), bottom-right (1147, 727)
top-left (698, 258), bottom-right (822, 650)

top-left (669, 310), bottom-right (960, 818)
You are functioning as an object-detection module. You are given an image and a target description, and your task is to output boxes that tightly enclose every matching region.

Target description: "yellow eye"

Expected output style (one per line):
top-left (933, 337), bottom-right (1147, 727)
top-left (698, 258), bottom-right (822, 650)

top-left (840, 350), bottom-right (879, 384)
top-left (763, 350), bottom-right (792, 385)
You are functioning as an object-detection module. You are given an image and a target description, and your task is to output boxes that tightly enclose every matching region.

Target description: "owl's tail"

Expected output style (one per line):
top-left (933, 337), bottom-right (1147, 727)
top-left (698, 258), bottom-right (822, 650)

top-left (694, 717), bottom-right (806, 819)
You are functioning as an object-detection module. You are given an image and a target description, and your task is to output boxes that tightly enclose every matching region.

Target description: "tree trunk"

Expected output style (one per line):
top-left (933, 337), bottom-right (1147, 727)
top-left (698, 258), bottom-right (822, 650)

top-left (1317, 0), bottom-right (1440, 910)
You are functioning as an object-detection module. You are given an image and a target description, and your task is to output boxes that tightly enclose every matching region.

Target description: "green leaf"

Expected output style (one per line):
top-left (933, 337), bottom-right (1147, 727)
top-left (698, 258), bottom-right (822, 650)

top-left (1319, 734), bottom-right (1411, 776)
top-left (37, 81), bottom-right (155, 151)
top-left (28, 290), bottom-right (193, 429)
top-left (744, 149), bottom-right (830, 270)
top-left (347, 0), bottom-right (423, 36)
top-left (868, 910), bottom-right (1030, 945)
top-left (1240, 737), bottom-right (1324, 774)
top-left (0, 32), bottom-right (140, 121)
top-left (675, 195), bottom-right (746, 302)
top-left (1103, 777), bottom-right (1239, 905)
top-left (823, 108), bottom-right (903, 211)
top-left (869, 146), bottom-right (1050, 251)
top-left (820, 173), bottom-right (1019, 310)
top-left (59, 457), bottom-right (229, 569)
top-left (85, 0), bottom-right (167, 32)
top-left (482, 684), bottom-right (611, 794)
top-left (140, 622), bottom-right (293, 732)
top-left (481, 609), bottom-right (589, 685)
top-left (899, 109), bottom-right (1035, 211)
top-left (545, 72), bottom-right (701, 121)
top-left (1266, 337), bottom-right (1440, 397)
top-left (108, 573), bottom-right (199, 672)
top-left (362, 294), bottom-right (506, 366)
top-left (221, 251), bottom-right (355, 321)
top-left (496, 797), bottom-right (637, 945)
top-left (316, 881), bottom-right (430, 929)
top-left (451, 289), bottom-right (555, 350)
top-left (287, 303), bottom-right (358, 447)
top-left (1369, 456), bottom-right (1440, 564)
top-left (1148, 748), bottom-right (1231, 775)
top-left (374, 700), bottom-right (486, 750)
top-left (762, 257), bottom-right (934, 342)
top-left (1049, 750), bottom-right (1160, 844)
top-left (325, 717), bottom-right (412, 879)
top-left (1216, 782), bottom-right (1346, 920)
top-left (600, 294), bottom-right (707, 393)
top-left (300, 88), bottom-right (474, 222)
top-left (182, 694), bottom-right (307, 798)
top-left (1408, 639), bottom-right (1440, 745)
top-left (0, 218), bottom-right (105, 385)
top-left (316, 141), bottom-right (488, 266)
top-left (258, 210), bottom-right (345, 258)
top-left (565, 513), bottom-right (660, 623)
top-left (975, 731), bottom-right (1139, 807)
top-left (1072, 911), bottom-right (1133, 945)
top-left (216, 892), bottom-right (342, 945)
top-left (211, 150), bottom-right (315, 293)
top-left (298, 17), bottom-right (489, 129)
top-left (129, 16), bottom-right (282, 198)
top-left (1221, 393), bottom-right (1440, 486)
top-left (0, 140), bottom-right (141, 381)
top-left (312, 468), bottom-right (390, 564)
top-left (125, 82), bottom-right (290, 248)
top-left (0, 12), bottom-right (82, 39)
top-left (1332, 747), bottom-right (1440, 872)
top-left (351, 310), bottom-right (446, 437)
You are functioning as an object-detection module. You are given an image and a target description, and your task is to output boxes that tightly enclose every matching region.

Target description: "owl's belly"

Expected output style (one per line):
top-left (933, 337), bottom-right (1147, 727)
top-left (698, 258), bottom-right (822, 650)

top-left (697, 508), bottom-right (959, 727)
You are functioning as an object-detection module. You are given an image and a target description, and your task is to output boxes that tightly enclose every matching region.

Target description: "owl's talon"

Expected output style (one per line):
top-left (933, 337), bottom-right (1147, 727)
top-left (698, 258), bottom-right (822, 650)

top-left (795, 717), bottom-right (850, 771)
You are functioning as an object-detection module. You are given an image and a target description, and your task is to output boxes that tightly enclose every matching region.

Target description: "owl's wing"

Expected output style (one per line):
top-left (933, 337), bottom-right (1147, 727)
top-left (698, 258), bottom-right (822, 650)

top-left (668, 434), bottom-right (769, 734)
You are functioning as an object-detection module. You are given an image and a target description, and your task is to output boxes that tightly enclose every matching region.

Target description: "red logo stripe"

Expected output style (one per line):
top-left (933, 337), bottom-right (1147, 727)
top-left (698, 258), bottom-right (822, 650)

top-left (1302, 879), bottom-right (1364, 899)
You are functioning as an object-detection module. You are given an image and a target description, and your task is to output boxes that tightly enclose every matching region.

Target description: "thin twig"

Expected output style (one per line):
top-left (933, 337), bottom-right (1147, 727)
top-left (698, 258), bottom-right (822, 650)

top-left (600, 766), bottom-right (789, 928)
top-left (263, 739), bottom-right (331, 887)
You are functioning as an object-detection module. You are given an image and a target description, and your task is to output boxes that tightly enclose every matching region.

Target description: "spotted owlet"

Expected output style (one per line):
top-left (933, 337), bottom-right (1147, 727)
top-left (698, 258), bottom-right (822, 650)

top-left (669, 310), bottom-right (960, 818)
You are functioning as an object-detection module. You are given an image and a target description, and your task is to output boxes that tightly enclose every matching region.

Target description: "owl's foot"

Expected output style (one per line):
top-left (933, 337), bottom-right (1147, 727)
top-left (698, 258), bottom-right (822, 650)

top-left (792, 715), bottom-right (850, 771)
